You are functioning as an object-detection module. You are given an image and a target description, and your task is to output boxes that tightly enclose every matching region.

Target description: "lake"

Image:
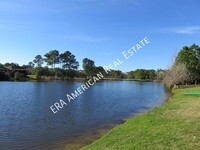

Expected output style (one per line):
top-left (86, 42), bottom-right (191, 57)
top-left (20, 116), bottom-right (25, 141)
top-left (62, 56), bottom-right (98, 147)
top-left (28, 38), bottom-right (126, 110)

top-left (0, 81), bottom-right (168, 150)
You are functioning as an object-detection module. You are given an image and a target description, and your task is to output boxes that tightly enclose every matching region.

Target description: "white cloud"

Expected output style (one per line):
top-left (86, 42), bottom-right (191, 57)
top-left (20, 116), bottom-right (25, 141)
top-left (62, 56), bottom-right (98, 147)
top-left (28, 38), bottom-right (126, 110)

top-left (168, 27), bottom-right (200, 34)
top-left (175, 27), bottom-right (200, 34)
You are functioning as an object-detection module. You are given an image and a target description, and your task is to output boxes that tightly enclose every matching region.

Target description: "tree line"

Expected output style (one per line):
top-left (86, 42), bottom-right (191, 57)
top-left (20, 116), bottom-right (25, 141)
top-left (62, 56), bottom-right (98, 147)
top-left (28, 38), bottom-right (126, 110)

top-left (0, 51), bottom-right (162, 81)
top-left (32, 50), bottom-right (79, 69)
top-left (1, 44), bottom-right (199, 84)
top-left (163, 44), bottom-right (200, 87)
top-left (0, 49), bottom-right (163, 81)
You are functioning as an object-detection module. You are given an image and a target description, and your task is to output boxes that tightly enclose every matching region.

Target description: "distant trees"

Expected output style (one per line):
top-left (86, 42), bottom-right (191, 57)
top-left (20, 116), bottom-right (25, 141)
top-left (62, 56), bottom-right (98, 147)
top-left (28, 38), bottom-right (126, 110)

top-left (30, 50), bottom-right (80, 79)
top-left (81, 58), bottom-right (158, 80)
top-left (134, 69), bottom-right (147, 79)
top-left (0, 72), bottom-right (9, 81)
top-left (127, 71), bottom-right (135, 79)
top-left (60, 51), bottom-right (79, 70)
top-left (33, 55), bottom-right (43, 67)
top-left (44, 50), bottom-right (60, 68)
top-left (4, 62), bottom-right (19, 69)
top-left (106, 70), bottom-right (126, 79)
top-left (4, 44), bottom-right (200, 83)
top-left (32, 50), bottom-right (80, 70)
top-left (127, 69), bottom-right (156, 80)
top-left (14, 72), bottom-right (25, 81)
top-left (32, 67), bottom-right (61, 78)
top-left (28, 62), bottom-right (35, 68)
top-left (82, 58), bottom-right (96, 77)
top-left (155, 69), bottom-right (166, 81)
top-left (29, 51), bottom-right (162, 80)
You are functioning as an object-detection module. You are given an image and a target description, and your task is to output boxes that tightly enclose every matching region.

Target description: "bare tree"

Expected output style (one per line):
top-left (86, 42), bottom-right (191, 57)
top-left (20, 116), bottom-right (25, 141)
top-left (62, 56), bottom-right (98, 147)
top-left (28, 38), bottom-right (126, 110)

top-left (163, 63), bottom-right (189, 88)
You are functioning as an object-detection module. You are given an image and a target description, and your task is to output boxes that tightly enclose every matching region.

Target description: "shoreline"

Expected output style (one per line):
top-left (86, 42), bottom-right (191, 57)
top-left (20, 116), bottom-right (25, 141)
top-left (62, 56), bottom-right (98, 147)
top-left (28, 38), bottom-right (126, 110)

top-left (81, 86), bottom-right (200, 150)
top-left (61, 86), bottom-right (171, 150)
top-left (0, 76), bottom-right (161, 82)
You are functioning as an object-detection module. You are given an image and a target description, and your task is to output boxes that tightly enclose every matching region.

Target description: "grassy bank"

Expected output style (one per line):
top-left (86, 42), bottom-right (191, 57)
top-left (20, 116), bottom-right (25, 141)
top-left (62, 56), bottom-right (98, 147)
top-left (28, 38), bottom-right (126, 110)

top-left (81, 86), bottom-right (200, 150)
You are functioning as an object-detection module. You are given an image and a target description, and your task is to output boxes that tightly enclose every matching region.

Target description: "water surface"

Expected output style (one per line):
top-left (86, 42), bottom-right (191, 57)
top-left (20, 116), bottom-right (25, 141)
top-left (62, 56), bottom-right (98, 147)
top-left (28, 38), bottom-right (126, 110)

top-left (0, 81), bottom-right (167, 150)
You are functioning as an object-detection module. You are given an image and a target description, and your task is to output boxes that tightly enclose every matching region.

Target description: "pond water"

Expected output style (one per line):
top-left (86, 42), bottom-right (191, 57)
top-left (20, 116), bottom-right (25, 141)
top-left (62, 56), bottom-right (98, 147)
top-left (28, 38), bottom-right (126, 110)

top-left (0, 81), bottom-right (168, 150)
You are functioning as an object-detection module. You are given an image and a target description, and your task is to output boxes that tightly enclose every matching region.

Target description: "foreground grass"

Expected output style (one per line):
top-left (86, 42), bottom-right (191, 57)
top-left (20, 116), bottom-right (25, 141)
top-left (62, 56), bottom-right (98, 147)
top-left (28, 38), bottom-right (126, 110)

top-left (81, 86), bottom-right (200, 150)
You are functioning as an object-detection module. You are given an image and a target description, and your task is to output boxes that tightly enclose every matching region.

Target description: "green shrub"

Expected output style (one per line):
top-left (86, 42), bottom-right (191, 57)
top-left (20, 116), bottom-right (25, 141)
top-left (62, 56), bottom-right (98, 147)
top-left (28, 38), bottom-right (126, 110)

top-left (14, 72), bottom-right (25, 81)
top-left (0, 72), bottom-right (9, 81)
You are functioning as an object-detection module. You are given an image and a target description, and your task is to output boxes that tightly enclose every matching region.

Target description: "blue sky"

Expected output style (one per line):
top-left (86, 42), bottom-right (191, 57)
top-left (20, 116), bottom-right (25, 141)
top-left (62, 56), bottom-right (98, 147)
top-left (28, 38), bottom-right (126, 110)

top-left (0, 0), bottom-right (200, 72)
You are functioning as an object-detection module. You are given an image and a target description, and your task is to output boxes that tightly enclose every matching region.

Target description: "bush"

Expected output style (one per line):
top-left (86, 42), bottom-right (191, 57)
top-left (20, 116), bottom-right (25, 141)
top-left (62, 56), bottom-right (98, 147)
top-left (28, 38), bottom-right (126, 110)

top-left (31, 67), bottom-right (83, 79)
top-left (14, 72), bottom-right (25, 81)
top-left (0, 72), bottom-right (9, 81)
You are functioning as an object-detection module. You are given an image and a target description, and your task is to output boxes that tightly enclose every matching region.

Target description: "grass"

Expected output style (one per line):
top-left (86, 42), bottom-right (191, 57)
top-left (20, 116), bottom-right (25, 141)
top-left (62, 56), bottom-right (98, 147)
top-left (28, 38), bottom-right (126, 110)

top-left (81, 86), bottom-right (200, 150)
top-left (27, 75), bottom-right (37, 79)
top-left (27, 75), bottom-right (51, 81)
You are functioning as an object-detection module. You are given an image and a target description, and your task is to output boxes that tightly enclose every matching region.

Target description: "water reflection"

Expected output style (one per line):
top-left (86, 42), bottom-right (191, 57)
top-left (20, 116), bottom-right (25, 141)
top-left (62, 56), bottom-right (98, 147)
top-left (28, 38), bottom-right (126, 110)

top-left (0, 81), bottom-right (167, 150)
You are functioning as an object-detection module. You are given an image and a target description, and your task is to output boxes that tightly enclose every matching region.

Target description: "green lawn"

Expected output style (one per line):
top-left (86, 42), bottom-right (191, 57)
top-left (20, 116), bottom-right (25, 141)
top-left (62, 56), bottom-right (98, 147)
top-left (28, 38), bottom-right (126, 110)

top-left (27, 75), bottom-right (37, 79)
top-left (81, 86), bottom-right (200, 150)
top-left (27, 75), bottom-right (50, 80)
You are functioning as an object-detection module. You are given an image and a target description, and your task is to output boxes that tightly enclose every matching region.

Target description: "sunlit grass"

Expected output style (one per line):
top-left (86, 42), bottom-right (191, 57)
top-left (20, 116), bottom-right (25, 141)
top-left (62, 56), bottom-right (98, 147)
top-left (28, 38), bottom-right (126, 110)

top-left (81, 86), bottom-right (200, 150)
top-left (27, 75), bottom-right (37, 79)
